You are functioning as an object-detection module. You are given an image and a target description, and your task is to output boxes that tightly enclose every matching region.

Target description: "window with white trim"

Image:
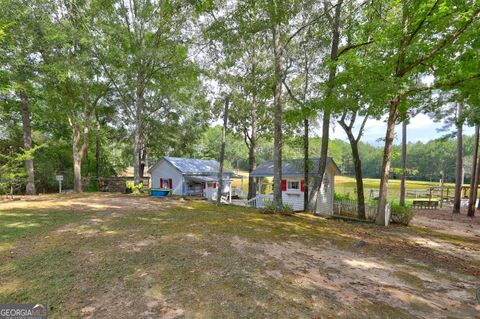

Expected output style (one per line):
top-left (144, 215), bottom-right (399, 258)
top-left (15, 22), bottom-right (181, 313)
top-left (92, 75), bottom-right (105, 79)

top-left (287, 180), bottom-right (300, 190)
top-left (162, 178), bottom-right (170, 189)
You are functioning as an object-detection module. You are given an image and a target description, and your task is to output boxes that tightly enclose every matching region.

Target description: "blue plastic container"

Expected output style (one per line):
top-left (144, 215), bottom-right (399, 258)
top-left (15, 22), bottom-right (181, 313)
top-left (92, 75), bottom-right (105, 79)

top-left (151, 189), bottom-right (170, 197)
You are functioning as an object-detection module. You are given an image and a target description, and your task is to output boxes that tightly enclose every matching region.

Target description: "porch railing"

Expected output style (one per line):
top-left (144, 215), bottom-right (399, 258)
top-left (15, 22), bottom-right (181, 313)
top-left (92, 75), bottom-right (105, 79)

top-left (245, 194), bottom-right (272, 208)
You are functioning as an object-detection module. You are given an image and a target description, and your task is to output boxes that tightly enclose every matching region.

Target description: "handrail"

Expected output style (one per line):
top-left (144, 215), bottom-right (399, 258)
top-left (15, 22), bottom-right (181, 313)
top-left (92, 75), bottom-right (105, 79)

top-left (220, 196), bottom-right (229, 204)
top-left (245, 194), bottom-right (267, 208)
top-left (245, 194), bottom-right (264, 204)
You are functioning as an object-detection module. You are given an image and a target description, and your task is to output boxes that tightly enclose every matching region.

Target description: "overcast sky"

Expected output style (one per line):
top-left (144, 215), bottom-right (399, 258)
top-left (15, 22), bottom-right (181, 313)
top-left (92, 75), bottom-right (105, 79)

top-left (329, 113), bottom-right (475, 146)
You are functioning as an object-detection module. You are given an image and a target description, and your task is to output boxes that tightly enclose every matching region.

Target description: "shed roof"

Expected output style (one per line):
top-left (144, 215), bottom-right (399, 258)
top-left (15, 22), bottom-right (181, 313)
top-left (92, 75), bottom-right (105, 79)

top-left (186, 176), bottom-right (232, 183)
top-left (148, 157), bottom-right (233, 175)
top-left (251, 158), bottom-right (341, 177)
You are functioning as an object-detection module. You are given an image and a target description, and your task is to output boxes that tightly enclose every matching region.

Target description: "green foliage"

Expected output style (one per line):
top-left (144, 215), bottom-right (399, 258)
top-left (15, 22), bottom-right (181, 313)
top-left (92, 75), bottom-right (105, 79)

top-left (0, 145), bottom-right (44, 194)
top-left (390, 167), bottom-right (419, 177)
top-left (334, 192), bottom-right (354, 201)
top-left (390, 203), bottom-right (415, 226)
top-left (0, 0), bottom-right (479, 197)
top-left (261, 199), bottom-right (294, 215)
top-left (0, 151), bottom-right (26, 194)
top-left (125, 181), bottom-right (143, 194)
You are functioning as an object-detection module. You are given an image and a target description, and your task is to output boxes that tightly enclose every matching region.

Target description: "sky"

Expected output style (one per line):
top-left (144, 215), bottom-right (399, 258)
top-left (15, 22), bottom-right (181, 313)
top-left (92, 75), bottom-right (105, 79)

top-left (212, 111), bottom-right (474, 146)
top-left (329, 113), bottom-right (475, 146)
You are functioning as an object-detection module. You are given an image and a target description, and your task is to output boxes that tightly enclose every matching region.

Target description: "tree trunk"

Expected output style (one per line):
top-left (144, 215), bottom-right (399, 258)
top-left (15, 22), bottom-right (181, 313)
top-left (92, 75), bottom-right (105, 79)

top-left (351, 138), bottom-right (366, 219)
top-left (139, 147), bottom-right (147, 178)
top-left (217, 95), bottom-right (230, 204)
top-left (471, 143), bottom-right (480, 216)
top-left (133, 74), bottom-right (145, 187)
top-left (376, 96), bottom-right (399, 225)
top-left (399, 120), bottom-right (407, 206)
top-left (453, 103), bottom-right (463, 214)
top-left (338, 114), bottom-right (366, 219)
top-left (247, 133), bottom-right (257, 200)
top-left (342, 127), bottom-right (366, 219)
top-left (308, 112), bottom-right (330, 212)
top-left (73, 149), bottom-right (82, 192)
top-left (246, 98), bottom-right (258, 200)
top-left (307, 0), bottom-right (343, 213)
top-left (19, 90), bottom-right (36, 195)
top-left (72, 78), bottom-right (91, 193)
top-left (303, 118), bottom-right (309, 210)
top-left (95, 111), bottom-right (100, 180)
top-left (272, 22), bottom-right (284, 207)
top-left (467, 125), bottom-right (479, 217)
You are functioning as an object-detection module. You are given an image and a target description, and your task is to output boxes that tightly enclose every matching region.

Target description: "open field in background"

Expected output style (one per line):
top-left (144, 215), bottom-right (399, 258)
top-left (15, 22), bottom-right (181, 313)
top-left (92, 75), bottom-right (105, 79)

top-left (335, 176), bottom-right (458, 204)
top-left (231, 171), bottom-right (464, 204)
top-left (1, 194), bottom-right (479, 318)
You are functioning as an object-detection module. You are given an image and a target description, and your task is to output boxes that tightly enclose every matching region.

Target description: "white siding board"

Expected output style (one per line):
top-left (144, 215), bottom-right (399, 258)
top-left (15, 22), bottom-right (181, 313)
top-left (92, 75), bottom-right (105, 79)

top-left (254, 172), bottom-right (336, 213)
top-left (282, 177), bottom-right (304, 210)
top-left (150, 160), bottom-right (184, 195)
top-left (315, 170), bottom-right (334, 215)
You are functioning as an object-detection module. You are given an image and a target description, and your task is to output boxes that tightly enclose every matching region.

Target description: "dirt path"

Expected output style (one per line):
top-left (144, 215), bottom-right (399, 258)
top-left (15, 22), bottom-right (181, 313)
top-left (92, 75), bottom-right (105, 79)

top-left (231, 236), bottom-right (480, 318)
top-left (412, 208), bottom-right (480, 239)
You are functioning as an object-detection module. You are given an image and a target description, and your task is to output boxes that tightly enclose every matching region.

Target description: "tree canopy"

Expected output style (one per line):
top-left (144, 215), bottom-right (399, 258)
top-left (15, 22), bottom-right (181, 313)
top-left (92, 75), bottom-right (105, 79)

top-left (1, 0), bottom-right (479, 220)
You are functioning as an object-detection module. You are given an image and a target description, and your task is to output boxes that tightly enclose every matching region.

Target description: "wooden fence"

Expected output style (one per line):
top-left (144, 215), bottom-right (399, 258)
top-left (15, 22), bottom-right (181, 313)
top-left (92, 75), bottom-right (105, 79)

top-left (333, 199), bottom-right (379, 221)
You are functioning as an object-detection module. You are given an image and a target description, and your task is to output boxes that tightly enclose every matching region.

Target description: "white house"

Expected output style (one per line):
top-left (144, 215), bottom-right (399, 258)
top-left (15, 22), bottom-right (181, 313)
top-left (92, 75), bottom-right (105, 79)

top-left (249, 158), bottom-right (341, 213)
top-left (147, 157), bottom-right (236, 198)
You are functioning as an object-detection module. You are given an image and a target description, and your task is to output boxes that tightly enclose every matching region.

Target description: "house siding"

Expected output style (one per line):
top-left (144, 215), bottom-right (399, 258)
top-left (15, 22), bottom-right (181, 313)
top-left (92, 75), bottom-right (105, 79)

top-left (282, 177), bottom-right (304, 211)
top-left (257, 169), bottom-right (335, 211)
top-left (276, 171), bottom-right (334, 212)
top-left (315, 168), bottom-right (335, 215)
top-left (150, 160), bottom-right (184, 195)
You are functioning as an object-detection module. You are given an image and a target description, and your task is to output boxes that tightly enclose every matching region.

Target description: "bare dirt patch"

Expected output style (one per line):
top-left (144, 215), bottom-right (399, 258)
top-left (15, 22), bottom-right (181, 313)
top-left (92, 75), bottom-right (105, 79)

top-left (412, 208), bottom-right (480, 239)
top-left (0, 193), bottom-right (191, 212)
top-left (230, 236), bottom-right (480, 318)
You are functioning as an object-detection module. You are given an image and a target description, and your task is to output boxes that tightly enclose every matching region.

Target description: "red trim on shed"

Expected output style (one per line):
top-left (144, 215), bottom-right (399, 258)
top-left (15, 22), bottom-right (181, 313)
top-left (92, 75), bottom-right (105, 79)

top-left (281, 179), bottom-right (287, 191)
top-left (169, 178), bottom-right (173, 190)
top-left (160, 179), bottom-right (163, 188)
top-left (301, 179), bottom-right (305, 192)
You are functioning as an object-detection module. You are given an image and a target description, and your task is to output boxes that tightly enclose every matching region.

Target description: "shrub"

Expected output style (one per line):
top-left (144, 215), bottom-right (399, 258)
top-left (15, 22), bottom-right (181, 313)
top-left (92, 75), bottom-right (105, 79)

top-left (85, 178), bottom-right (99, 192)
top-left (334, 192), bottom-right (354, 201)
top-left (390, 203), bottom-right (415, 226)
top-left (125, 181), bottom-right (144, 194)
top-left (261, 199), bottom-right (294, 215)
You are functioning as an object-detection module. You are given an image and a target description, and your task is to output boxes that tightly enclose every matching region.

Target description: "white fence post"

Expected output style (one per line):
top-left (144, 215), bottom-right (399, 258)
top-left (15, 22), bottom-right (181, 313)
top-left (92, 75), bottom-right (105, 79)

top-left (384, 202), bottom-right (391, 226)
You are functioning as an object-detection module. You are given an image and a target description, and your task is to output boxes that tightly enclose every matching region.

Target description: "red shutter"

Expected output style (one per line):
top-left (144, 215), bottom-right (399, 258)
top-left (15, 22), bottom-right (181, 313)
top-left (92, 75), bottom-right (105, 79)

top-left (213, 182), bottom-right (217, 189)
top-left (281, 179), bottom-right (287, 191)
top-left (202, 182), bottom-right (206, 189)
top-left (169, 178), bottom-right (173, 190)
top-left (301, 179), bottom-right (305, 192)
top-left (160, 179), bottom-right (163, 188)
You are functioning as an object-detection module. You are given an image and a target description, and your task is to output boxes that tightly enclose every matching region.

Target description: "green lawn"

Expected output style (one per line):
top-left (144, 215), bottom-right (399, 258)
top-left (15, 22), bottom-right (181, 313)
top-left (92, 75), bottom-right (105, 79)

top-left (335, 176), bottom-right (468, 204)
top-left (1, 194), bottom-right (479, 318)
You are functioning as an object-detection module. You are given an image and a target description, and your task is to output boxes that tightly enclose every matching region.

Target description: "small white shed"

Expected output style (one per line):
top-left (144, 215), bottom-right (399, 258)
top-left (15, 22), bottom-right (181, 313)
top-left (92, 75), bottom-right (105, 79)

top-left (250, 158), bottom-right (341, 213)
top-left (147, 157), bottom-right (236, 198)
